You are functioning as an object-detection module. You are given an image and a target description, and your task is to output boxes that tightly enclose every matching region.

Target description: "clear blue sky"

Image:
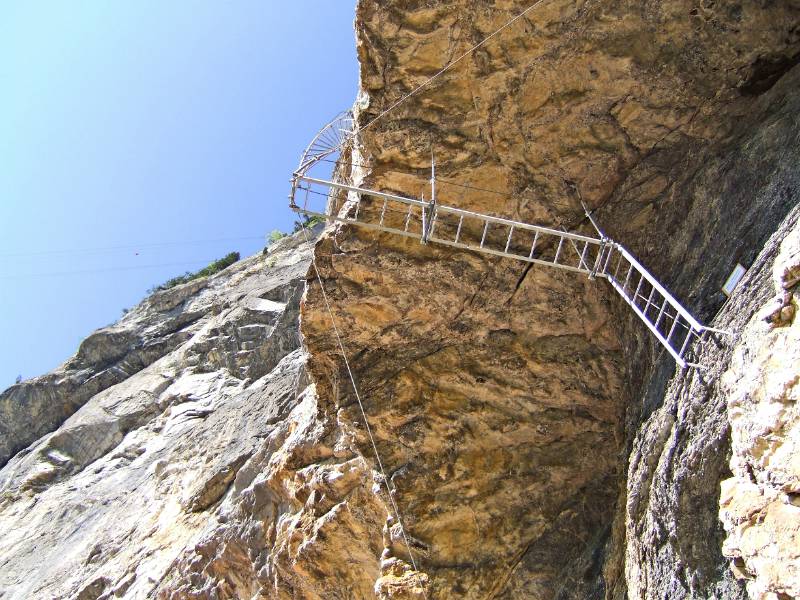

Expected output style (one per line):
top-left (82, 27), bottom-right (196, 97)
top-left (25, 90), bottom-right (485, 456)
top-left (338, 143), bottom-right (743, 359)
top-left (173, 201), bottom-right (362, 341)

top-left (0, 2), bottom-right (358, 388)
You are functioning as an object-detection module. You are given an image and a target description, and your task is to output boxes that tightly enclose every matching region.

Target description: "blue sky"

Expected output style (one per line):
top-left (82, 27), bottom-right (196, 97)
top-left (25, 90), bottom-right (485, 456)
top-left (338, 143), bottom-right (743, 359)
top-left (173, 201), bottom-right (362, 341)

top-left (0, 2), bottom-right (358, 387)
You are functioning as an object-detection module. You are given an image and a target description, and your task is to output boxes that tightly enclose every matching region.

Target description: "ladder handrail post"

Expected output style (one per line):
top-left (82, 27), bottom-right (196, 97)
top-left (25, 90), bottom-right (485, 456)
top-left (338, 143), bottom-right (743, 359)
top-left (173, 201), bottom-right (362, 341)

top-left (428, 206), bottom-right (438, 239)
top-left (422, 153), bottom-right (437, 244)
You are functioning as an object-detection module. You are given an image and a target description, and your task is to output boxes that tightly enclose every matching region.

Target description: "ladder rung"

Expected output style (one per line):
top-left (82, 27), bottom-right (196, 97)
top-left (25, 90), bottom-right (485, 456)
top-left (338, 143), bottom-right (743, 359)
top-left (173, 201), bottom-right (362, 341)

top-left (505, 226), bottom-right (515, 253)
top-left (529, 231), bottom-right (539, 258)
top-left (454, 215), bottom-right (464, 244)
top-left (613, 253), bottom-right (624, 279)
top-left (379, 198), bottom-right (388, 226)
top-left (654, 297), bottom-right (668, 329)
top-left (579, 241), bottom-right (589, 270)
top-left (602, 245), bottom-right (613, 274)
top-left (553, 236), bottom-right (564, 264)
top-left (643, 286), bottom-right (656, 317)
top-left (678, 326), bottom-right (695, 357)
top-left (404, 204), bottom-right (413, 232)
top-left (633, 274), bottom-right (644, 307)
top-left (622, 264), bottom-right (633, 292)
top-left (480, 221), bottom-right (489, 248)
top-left (665, 312), bottom-right (680, 343)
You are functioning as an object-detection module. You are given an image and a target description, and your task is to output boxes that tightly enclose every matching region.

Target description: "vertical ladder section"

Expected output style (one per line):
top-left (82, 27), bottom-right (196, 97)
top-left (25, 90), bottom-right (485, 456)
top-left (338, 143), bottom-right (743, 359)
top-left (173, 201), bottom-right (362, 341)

top-left (598, 243), bottom-right (726, 368)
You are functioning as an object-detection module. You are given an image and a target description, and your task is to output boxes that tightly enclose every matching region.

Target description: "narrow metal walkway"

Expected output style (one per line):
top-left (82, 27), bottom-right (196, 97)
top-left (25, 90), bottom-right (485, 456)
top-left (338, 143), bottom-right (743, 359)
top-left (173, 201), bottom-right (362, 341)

top-left (288, 113), bottom-right (727, 369)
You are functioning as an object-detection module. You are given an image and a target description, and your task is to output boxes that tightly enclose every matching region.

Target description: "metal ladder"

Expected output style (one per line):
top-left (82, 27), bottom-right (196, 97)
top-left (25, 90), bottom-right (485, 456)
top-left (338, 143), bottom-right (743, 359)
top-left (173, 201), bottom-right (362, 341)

top-left (291, 173), bottom-right (728, 369)
top-left (287, 113), bottom-right (729, 368)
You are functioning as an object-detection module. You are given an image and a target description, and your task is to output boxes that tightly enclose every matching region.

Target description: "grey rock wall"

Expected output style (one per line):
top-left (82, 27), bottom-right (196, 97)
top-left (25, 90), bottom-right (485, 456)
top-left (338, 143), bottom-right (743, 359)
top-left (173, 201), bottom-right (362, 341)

top-left (0, 229), bottom-right (319, 599)
top-left (609, 66), bottom-right (800, 600)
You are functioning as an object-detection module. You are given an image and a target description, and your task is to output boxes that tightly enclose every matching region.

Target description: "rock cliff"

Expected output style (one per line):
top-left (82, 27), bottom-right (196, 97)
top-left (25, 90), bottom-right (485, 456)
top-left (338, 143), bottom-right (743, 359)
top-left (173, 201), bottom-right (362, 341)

top-left (1, 1), bottom-right (799, 599)
top-left (0, 231), bottom-right (318, 598)
top-left (298, 0), bottom-right (800, 597)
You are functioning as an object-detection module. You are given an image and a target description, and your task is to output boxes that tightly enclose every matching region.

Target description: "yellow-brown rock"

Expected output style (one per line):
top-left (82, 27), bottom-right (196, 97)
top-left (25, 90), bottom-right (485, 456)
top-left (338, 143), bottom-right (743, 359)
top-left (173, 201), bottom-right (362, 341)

top-left (299, 0), bottom-right (800, 598)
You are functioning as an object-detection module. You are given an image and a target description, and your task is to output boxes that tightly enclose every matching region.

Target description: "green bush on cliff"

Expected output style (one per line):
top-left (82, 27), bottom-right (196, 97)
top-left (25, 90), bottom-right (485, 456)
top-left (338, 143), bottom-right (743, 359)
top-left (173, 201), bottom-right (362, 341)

top-left (268, 229), bottom-right (287, 244)
top-left (293, 214), bottom-right (324, 232)
top-left (148, 251), bottom-right (240, 294)
top-left (263, 229), bottom-right (288, 254)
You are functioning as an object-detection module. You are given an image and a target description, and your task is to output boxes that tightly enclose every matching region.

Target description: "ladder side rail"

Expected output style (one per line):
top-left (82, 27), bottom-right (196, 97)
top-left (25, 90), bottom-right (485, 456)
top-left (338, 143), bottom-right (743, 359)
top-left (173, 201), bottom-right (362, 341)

top-left (611, 243), bottom-right (706, 333)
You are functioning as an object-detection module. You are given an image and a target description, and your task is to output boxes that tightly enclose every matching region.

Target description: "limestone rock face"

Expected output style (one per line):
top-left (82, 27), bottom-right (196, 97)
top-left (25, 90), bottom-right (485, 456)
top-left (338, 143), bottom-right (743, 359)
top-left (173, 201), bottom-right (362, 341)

top-left (0, 231), bottom-right (322, 599)
top-left (1, 280), bottom-right (201, 468)
top-left (0, 238), bottom-right (300, 469)
top-left (623, 204), bottom-right (800, 600)
top-left (614, 67), bottom-right (800, 600)
top-left (719, 215), bottom-right (800, 599)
